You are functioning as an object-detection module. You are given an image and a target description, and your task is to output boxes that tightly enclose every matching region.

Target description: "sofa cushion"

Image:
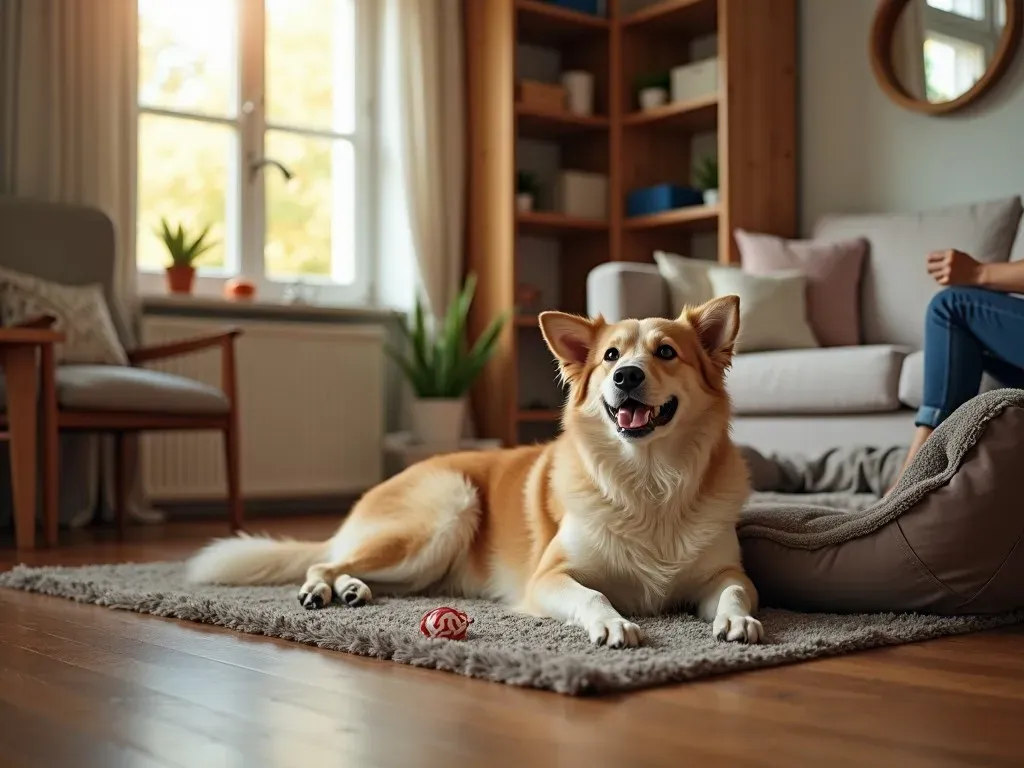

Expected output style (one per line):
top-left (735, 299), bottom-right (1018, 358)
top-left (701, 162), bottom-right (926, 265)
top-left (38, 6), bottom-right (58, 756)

top-left (899, 349), bottom-right (1006, 409)
top-left (735, 229), bottom-right (867, 347)
top-left (706, 267), bottom-right (819, 353)
top-left (55, 366), bottom-right (229, 414)
top-left (812, 196), bottom-right (1022, 349)
top-left (729, 345), bottom-right (908, 415)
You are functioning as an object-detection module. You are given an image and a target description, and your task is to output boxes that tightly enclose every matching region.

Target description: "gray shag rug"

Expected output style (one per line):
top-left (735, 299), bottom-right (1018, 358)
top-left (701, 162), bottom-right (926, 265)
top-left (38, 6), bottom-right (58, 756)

top-left (2, 561), bottom-right (1020, 695)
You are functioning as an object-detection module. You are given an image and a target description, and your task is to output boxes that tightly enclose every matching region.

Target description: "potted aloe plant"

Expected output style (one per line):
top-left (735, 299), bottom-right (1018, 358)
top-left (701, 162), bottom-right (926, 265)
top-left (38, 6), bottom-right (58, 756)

top-left (156, 218), bottom-right (217, 295)
top-left (389, 274), bottom-right (508, 447)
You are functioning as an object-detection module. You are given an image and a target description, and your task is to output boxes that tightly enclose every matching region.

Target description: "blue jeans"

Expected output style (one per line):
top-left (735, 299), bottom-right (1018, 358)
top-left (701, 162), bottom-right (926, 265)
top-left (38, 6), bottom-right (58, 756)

top-left (916, 287), bottom-right (1024, 428)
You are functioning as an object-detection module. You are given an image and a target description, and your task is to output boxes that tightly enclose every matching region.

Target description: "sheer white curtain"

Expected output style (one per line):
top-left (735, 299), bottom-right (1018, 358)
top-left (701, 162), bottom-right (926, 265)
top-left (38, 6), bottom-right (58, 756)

top-left (375, 0), bottom-right (466, 321)
top-left (0, 0), bottom-right (158, 527)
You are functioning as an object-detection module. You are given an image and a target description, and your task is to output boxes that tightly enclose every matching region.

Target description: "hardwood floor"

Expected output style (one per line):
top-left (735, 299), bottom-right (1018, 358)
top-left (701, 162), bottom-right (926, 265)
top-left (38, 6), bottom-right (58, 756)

top-left (1, 516), bottom-right (1022, 768)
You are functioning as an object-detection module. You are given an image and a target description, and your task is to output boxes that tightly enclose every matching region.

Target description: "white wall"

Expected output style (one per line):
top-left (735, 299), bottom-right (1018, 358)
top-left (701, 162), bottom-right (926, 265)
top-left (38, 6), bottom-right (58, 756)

top-left (800, 0), bottom-right (1024, 233)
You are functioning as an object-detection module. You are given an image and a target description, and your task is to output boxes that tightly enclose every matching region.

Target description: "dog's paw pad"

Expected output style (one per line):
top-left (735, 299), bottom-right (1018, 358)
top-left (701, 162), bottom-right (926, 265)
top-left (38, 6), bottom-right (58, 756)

top-left (333, 576), bottom-right (372, 608)
top-left (713, 614), bottom-right (764, 644)
top-left (298, 580), bottom-right (332, 610)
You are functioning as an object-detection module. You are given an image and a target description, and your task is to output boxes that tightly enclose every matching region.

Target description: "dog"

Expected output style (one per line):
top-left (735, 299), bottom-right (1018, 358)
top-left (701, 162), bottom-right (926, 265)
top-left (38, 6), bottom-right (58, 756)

top-left (186, 294), bottom-right (763, 647)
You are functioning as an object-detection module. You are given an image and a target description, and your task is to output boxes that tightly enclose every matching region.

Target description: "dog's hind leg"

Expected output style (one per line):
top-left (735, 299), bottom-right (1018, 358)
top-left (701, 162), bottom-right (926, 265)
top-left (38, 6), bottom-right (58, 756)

top-left (298, 469), bottom-right (481, 609)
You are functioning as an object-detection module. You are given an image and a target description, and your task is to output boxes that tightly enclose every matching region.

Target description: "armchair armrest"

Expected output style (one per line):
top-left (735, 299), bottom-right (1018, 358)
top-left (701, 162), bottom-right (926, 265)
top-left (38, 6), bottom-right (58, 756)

top-left (128, 327), bottom-right (242, 365)
top-left (0, 327), bottom-right (64, 345)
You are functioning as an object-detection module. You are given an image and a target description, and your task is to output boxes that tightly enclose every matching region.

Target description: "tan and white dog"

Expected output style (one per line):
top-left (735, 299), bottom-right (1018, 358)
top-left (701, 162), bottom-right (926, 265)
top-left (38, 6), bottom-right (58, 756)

top-left (187, 295), bottom-right (763, 647)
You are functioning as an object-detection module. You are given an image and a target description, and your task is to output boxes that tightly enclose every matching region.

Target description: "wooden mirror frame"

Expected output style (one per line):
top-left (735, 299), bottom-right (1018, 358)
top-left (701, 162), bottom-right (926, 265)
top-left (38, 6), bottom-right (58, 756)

top-left (870, 0), bottom-right (1023, 115)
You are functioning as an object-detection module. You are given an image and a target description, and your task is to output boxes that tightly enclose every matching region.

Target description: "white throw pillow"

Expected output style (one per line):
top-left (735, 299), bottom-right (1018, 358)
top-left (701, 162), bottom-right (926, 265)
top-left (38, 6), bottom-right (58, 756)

top-left (0, 267), bottom-right (128, 365)
top-left (706, 267), bottom-right (819, 353)
top-left (653, 250), bottom-right (718, 313)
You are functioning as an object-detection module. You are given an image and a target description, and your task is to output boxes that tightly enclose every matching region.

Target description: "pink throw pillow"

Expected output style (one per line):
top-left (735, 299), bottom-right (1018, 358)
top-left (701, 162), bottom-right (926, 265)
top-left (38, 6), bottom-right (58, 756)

top-left (735, 229), bottom-right (867, 347)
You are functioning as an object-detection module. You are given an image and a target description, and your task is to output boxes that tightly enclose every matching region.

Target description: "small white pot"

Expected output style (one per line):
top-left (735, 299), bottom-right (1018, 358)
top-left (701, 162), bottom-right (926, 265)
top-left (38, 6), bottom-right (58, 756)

top-left (638, 87), bottom-right (668, 111)
top-left (561, 70), bottom-right (595, 116)
top-left (410, 397), bottom-right (466, 448)
top-left (516, 193), bottom-right (535, 213)
top-left (703, 188), bottom-right (719, 205)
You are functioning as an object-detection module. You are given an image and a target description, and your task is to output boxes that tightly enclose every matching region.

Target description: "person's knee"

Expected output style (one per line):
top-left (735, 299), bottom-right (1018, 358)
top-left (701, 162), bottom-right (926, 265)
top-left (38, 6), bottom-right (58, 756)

top-left (927, 286), bottom-right (976, 322)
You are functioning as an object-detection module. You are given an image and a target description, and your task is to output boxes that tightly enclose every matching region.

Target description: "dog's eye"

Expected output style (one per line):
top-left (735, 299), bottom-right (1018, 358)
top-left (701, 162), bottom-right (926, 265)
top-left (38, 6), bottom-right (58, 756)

top-left (656, 344), bottom-right (677, 360)
top-left (604, 348), bottom-right (619, 362)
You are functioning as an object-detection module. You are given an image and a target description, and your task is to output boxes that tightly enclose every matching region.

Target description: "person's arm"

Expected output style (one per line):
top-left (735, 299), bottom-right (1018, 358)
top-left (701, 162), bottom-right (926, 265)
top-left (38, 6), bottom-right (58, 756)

top-left (926, 249), bottom-right (1024, 293)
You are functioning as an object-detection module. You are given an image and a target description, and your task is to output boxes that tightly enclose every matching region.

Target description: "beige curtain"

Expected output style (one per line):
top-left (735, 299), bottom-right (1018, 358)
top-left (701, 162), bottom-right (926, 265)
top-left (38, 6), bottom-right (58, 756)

top-left (377, 0), bottom-right (466, 321)
top-left (0, 0), bottom-right (159, 527)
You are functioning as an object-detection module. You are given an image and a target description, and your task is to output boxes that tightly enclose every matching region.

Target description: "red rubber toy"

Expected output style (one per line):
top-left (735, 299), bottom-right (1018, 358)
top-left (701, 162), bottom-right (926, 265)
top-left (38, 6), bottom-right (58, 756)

top-left (419, 607), bottom-right (473, 640)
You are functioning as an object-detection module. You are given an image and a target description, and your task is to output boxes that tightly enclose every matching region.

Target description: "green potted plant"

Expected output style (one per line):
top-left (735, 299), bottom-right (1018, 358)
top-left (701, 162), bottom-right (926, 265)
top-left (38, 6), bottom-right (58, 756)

top-left (389, 274), bottom-right (509, 448)
top-left (156, 218), bottom-right (217, 295)
top-left (635, 71), bottom-right (670, 110)
top-left (695, 156), bottom-right (719, 205)
top-left (516, 171), bottom-right (540, 213)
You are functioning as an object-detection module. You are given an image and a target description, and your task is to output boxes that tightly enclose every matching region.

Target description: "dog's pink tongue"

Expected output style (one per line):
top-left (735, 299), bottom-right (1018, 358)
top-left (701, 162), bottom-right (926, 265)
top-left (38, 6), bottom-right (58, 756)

top-left (617, 405), bottom-right (652, 429)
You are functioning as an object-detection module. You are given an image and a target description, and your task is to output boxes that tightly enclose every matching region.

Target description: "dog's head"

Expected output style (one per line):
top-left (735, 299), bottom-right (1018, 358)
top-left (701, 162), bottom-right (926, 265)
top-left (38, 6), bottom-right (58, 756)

top-left (539, 296), bottom-right (740, 449)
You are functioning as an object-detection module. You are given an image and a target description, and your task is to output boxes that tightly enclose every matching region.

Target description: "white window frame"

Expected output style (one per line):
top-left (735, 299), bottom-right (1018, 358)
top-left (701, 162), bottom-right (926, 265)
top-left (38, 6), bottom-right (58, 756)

top-left (136, 0), bottom-right (377, 306)
top-left (923, 0), bottom-right (1005, 62)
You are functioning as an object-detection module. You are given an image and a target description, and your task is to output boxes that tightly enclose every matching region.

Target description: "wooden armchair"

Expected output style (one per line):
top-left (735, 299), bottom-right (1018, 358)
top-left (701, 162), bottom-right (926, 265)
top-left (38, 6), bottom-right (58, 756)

top-left (0, 317), bottom-right (64, 549)
top-left (0, 198), bottom-right (245, 548)
top-left (36, 320), bottom-right (244, 546)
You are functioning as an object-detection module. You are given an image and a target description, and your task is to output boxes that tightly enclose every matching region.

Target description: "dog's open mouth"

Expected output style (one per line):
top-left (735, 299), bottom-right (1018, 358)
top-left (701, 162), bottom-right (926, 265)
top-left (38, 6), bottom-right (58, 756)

top-left (603, 396), bottom-right (678, 438)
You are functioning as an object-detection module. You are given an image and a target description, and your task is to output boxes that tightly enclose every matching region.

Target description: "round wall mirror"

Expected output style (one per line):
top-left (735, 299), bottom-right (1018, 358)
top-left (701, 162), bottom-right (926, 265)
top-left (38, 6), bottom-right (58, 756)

top-left (870, 0), bottom-right (1022, 115)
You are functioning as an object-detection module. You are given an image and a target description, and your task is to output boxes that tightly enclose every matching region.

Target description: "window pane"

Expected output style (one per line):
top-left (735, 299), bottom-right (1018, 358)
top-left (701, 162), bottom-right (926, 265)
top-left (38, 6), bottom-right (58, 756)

top-left (924, 33), bottom-right (987, 101)
top-left (137, 114), bottom-right (235, 272)
top-left (926, 0), bottom-right (986, 20)
top-left (264, 131), bottom-right (355, 283)
top-left (265, 0), bottom-right (355, 133)
top-left (138, 0), bottom-right (237, 116)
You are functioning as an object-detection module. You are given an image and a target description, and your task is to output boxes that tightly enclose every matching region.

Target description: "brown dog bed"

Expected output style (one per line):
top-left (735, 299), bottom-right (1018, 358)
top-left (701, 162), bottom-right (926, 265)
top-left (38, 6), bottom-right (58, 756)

top-left (738, 388), bottom-right (1024, 615)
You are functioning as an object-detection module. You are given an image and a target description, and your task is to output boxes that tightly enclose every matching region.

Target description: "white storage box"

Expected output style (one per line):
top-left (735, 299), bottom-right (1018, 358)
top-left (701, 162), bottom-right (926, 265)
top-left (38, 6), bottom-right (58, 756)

top-left (671, 57), bottom-right (718, 103)
top-left (556, 170), bottom-right (608, 220)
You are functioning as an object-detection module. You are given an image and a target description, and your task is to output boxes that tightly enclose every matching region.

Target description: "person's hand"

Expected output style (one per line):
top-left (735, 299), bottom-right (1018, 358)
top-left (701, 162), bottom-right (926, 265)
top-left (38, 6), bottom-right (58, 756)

top-left (926, 249), bottom-right (983, 286)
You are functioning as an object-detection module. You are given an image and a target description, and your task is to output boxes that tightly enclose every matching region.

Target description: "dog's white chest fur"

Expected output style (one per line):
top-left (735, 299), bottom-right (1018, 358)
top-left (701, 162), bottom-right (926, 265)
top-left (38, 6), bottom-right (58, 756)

top-left (557, 498), bottom-right (727, 616)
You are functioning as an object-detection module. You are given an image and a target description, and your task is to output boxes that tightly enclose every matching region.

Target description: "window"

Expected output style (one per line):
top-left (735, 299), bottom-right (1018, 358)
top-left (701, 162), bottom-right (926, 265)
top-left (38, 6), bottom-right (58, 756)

top-left (136, 0), bottom-right (374, 304)
top-left (922, 0), bottom-right (1004, 101)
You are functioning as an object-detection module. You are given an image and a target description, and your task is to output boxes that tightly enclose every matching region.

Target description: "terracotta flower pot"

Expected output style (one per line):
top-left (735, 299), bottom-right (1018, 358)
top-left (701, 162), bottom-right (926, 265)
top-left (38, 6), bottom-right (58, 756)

top-left (166, 265), bottom-right (196, 294)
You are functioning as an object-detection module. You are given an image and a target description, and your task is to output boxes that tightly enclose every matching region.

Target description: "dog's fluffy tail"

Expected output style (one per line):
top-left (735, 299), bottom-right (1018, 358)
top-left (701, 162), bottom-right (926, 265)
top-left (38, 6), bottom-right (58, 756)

top-left (186, 533), bottom-right (330, 585)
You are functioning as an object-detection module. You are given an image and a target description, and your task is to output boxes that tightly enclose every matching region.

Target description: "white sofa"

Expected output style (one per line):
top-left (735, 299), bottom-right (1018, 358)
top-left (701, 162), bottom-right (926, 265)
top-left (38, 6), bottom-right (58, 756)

top-left (587, 196), bottom-right (1024, 456)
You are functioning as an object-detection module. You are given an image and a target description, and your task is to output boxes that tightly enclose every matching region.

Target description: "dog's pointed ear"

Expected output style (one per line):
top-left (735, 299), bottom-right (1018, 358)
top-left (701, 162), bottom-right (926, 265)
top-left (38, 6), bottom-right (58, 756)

top-left (684, 294), bottom-right (740, 366)
top-left (539, 311), bottom-right (601, 376)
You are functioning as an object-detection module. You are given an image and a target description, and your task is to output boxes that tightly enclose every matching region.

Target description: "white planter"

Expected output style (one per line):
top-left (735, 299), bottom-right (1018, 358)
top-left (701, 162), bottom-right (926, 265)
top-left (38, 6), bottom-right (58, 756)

top-left (638, 87), bottom-right (668, 111)
top-left (410, 397), bottom-right (466, 448)
top-left (561, 70), bottom-right (595, 116)
top-left (703, 188), bottom-right (719, 205)
top-left (516, 193), bottom-right (535, 212)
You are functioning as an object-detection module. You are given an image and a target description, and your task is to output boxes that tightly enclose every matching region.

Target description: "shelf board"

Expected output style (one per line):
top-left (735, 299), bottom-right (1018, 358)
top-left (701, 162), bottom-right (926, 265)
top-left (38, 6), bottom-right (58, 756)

top-left (622, 94), bottom-right (718, 133)
top-left (620, 0), bottom-right (717, 36)
top-left (517, 211), bottom-right (609, 238)
top-left (516, 103), bottom-right (609, 140)
top-left (517, 408), bottom-right (562, 423)
top-left (623, 204), bottom-right (719, 232)
top-left (514, 314), bottom-right (540, 328)
top-left (515, 0), bottom-right (610, 46)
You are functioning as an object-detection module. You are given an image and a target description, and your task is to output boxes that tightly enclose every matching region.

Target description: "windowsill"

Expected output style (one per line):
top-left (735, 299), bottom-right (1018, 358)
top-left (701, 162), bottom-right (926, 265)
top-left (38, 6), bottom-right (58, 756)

top-left (140, 292), bottom-right (403, 322)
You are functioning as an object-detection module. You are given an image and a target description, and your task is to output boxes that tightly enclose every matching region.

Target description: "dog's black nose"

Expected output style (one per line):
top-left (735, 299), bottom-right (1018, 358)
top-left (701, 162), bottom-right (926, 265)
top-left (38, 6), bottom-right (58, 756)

top-left (613, 365), bottom-right (645, 392)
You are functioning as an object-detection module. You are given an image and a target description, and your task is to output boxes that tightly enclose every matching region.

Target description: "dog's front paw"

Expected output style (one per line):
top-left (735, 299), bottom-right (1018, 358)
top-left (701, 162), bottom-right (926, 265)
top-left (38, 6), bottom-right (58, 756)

top-left (298, 579), bottom-right (332, 609)
top-left (333, 575), bottom-right (372, 607)
top-left (713, 613), bottom-right (764, 643)
top-left (586, 616), bottom-right (643, 648)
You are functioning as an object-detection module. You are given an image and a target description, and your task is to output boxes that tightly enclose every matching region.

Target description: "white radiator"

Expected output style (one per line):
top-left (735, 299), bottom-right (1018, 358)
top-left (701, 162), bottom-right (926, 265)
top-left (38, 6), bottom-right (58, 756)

top-left (139, 315), bottom-right (385, 501)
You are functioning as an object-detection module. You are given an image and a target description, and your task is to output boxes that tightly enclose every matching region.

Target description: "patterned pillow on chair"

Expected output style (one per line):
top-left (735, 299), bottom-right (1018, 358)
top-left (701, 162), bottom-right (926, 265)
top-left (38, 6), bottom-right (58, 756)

top-left (0, 266), bottom-right (128, 365)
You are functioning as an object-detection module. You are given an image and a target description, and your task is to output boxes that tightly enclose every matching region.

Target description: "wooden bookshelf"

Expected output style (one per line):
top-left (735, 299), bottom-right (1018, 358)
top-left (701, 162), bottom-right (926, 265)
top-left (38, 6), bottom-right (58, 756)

top-left (465, 0), bottom-right (797, 446)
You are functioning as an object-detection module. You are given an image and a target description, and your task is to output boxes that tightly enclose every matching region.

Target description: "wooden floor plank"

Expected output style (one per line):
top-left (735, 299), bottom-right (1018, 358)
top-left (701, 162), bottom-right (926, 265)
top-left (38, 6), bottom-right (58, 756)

top-left (1, 516), bottom-right (1022, 767)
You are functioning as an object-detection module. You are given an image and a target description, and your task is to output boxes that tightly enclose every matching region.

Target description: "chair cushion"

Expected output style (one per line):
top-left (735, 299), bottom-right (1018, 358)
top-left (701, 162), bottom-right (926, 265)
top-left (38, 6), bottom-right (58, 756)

top-left (56, 365), bottom-right (229, 414)
top-left (729, 345), bottom-right (908, 415)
